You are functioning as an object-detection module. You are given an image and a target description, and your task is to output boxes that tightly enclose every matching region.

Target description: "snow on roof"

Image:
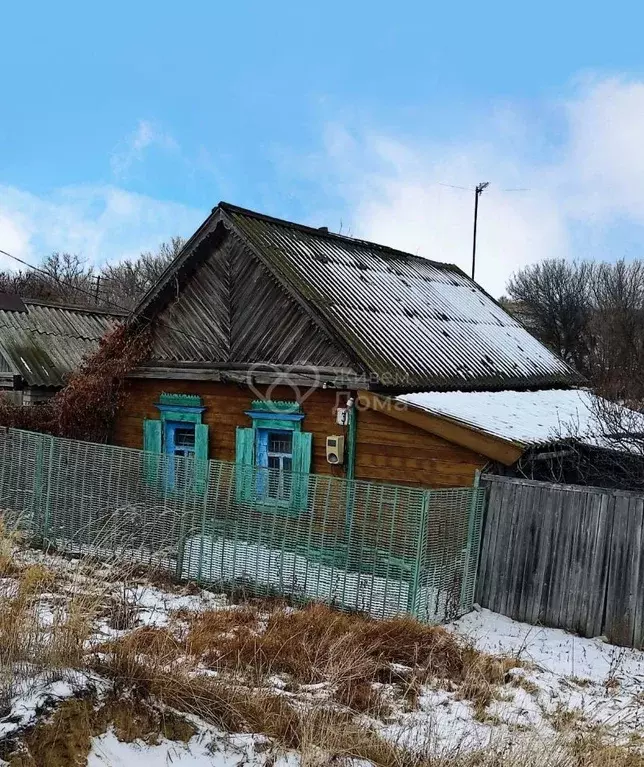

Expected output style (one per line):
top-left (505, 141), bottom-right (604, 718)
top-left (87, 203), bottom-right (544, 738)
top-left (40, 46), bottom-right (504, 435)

top-left (396, 388), bottom-right (644, 450)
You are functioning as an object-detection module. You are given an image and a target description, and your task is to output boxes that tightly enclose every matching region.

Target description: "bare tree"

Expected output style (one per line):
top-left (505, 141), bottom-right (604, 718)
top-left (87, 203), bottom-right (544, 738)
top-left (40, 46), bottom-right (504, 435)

top-left (588, 260), bottom-right (644, 402)
top-left (0, 238), bottom-right (185, 312)
top-left (506, 259), bottom-right (594, 372)
top-left (99, 236), bottom-right (185, 310)
top-left (516, 393), bottom-right (644, 491)
top-left (0, 252), bottom-right (95, 305)
top-left (507, 258), bottom-right (644, 404)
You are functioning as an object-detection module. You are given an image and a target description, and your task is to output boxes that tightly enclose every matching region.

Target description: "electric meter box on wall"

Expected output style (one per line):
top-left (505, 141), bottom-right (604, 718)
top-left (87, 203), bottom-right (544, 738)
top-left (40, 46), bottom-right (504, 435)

top-left (326, 435), bottom-right (345, 464)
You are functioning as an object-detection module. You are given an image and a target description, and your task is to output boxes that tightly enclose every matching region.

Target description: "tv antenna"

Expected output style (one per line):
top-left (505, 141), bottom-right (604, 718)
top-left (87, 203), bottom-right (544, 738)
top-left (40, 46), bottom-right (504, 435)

top-left (471, 181), bottom-right (489, 281)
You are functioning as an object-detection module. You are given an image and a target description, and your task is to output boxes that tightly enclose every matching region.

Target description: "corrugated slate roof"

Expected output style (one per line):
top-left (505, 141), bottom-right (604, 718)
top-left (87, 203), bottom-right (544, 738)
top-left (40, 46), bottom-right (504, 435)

top-left (0, 300), bottom-right (123, 387)
top-left (135, 202), bottom-right (582, 391)
top-left (221, 204), bottom-right (580, 390)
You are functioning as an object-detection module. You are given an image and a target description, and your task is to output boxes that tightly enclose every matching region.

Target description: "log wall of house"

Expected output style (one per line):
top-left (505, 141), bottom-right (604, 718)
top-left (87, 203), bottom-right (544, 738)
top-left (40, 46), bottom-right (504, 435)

top-left (354, 406), bottom-right (487, 488)
top-left (112, 379), bottom-right (486, 489)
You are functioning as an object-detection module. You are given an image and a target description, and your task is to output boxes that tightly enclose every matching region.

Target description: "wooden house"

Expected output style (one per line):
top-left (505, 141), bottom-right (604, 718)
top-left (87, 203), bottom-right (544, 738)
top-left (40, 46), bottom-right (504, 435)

top-left (0, 296), bottom-right (123, 404)
top-left (110, 202), bottom-right (586, 495)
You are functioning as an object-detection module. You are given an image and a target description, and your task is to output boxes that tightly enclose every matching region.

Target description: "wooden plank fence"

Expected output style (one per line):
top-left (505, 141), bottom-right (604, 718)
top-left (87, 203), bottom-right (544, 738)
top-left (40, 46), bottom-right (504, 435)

top-left (476, 474), bottom-right (644, 649)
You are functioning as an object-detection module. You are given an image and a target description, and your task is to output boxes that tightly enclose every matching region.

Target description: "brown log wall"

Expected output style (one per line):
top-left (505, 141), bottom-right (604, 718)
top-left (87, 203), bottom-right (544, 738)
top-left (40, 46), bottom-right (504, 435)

top-left (112, 379), bottom-right (486, 489)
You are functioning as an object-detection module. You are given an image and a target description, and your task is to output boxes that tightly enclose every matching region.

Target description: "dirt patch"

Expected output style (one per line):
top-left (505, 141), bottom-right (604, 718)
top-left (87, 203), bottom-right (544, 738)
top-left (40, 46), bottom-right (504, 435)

top-left (5, 694), bottom-right (196, 767)
top-left (11, 698), bottom-right (95, 767)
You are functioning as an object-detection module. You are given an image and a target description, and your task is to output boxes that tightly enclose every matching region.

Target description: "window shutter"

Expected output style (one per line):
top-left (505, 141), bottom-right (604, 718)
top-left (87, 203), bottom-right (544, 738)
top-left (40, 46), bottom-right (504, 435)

top-left (291, 431), bottom-right (312, 511)
top-left (194, 423), bottom-right (209, 494)
top-left (235, 427), bottom-right (255, 502)
top-left (143, 419), bottom-right (162, 452)
top-left (255, 429), bottom-right (269, 498)
top-left (143, 419), bottom-right (162, 484)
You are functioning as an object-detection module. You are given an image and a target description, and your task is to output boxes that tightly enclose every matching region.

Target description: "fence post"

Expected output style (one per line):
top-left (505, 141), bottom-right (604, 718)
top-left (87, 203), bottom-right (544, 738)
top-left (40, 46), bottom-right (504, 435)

top-left (196, 459), bottom-right (212, 584)
top-left (459, 470), bottom-right (484, 615)
top-left (408, 490), bottom-right (429, 620)
top-left (30, 433), bottom-right (44, 537)
top-left (42, 434), bottom-right (55, 545)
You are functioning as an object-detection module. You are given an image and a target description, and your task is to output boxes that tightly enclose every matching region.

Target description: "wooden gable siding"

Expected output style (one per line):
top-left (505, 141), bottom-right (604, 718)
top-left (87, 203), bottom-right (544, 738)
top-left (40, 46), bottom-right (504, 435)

top-left (113, 379), bottom-right (486, 489)
top-left (150, 227), bottom-right (231, 362)
top-left (149, 226), bottom-right (355, 369)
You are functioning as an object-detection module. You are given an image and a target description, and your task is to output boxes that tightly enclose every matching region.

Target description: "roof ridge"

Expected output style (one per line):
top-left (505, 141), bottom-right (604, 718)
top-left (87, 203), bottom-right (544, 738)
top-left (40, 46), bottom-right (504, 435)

top-left (21, 299), bottom-right (127, 317)
top-left (217, 201), bottom-right (465, 274)
top-left (14, 327), bottom-right (107, 340)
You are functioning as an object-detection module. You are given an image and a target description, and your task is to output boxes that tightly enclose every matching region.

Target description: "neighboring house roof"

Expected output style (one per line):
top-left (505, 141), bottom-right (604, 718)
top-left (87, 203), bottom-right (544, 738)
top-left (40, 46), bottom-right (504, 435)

top-left (133, 202), bottom-right (582, 392)
top-left (0, 300), bottom-right (124, 387)
top-left (396, 388), bottom-right (644, 452)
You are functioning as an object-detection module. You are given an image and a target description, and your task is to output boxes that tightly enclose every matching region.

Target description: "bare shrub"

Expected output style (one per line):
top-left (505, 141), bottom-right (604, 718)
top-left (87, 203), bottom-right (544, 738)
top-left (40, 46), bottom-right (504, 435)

top-left (0, 323), bottom-right (149, 442)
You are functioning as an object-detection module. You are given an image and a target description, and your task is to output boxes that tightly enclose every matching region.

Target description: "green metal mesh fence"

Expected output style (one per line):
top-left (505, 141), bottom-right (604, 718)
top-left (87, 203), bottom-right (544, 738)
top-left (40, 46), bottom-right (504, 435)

top-left (0, 428), bottom-right (485, 623)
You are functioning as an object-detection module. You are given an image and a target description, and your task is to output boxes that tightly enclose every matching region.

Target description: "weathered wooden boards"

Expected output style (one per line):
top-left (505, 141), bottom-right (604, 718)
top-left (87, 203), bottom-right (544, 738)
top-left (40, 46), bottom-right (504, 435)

top-left (477, 475), bottom-right (644, 649)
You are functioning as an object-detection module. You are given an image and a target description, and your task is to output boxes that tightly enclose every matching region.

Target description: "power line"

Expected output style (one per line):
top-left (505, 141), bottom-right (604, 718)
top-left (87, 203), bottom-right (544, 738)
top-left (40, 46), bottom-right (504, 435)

top-left (438, 182), bottom-right (473, 191)
top-left (0, 247), bottom-right (224, 355)
top-left (439, 182), bottom-right (530, 193)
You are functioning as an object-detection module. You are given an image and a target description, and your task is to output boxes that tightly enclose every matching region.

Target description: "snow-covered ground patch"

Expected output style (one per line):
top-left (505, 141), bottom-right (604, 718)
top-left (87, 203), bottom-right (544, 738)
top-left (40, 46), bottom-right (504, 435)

top-left (456, 608), bottom-right (644, 686)
top-left (0, 669), bottom-right (103, 740)
top-left (381, 607), bottom-right (644, 753)
top-left (88, 730), bottom-right (299, 767)
top-left (1, 538), bottom-right (644, 765)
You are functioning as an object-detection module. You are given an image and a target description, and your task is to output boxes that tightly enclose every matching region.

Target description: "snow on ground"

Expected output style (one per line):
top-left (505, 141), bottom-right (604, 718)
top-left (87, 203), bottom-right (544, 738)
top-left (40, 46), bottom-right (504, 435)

top-left (376, 609), bottom-right (644, 755)
top-left (88, 730), bottom-right (299, 767)
top-left (3, 542), bottom-right (644, 763)
top-left (0, 669), bottom-right (104, 740)
top-left (396, 608), bottom-right (644, 753)
top-left (456, 608), bottom-right (644, 686)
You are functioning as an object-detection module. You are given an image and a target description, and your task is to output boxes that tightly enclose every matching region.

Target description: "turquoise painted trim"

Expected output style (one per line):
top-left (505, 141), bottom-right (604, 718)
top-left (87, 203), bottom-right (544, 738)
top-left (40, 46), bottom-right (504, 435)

top-left (245, 410), bottom-right (303, 432)
top-left (235, 428), bottom-right (255, 503)
top-left (159, 392), bottom-right (203, 408)
top-left (155, 403), bottom-right (206, 425)
top-left (250, 399), bottom-right (301, 414)
top-left (237, 400), bottom-right (310, 515)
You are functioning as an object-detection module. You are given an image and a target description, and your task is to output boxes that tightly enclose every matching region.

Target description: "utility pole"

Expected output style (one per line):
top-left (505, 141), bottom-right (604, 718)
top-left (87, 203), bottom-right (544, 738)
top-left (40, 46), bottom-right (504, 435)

top-left (471, 181), bottom-right (489, 281)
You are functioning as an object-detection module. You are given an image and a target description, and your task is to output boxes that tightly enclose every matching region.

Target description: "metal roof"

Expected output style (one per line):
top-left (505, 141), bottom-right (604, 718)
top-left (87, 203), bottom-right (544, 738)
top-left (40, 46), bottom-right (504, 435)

top-left (135, 202), bottom-right (582, 391)
top-left (221, 204), bottom-right (580, 390)
top-left (0, 300), bottom-right (123, 387)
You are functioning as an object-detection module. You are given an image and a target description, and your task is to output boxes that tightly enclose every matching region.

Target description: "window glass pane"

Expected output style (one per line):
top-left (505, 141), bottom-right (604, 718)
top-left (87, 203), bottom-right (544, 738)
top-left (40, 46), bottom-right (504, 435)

top-left (175, 427), bottom-right (195, 448)
top-left (268, 431), bottom-right (292, 455)
top-left (268, 455), bottom-right (280, 470)
top-left (263, 432), bottom-right (290, 501)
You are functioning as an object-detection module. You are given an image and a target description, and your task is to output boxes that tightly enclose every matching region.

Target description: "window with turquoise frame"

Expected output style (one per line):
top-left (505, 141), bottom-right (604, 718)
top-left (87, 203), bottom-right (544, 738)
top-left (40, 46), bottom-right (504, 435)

top-left (142, 393), bottom-right (209, 493)
top-left (235, 401), bottom-right (312, 512)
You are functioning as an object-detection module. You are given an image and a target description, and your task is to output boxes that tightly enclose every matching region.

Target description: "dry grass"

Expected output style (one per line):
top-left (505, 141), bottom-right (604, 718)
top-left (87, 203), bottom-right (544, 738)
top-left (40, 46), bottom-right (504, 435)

top-left (5, 694), bottom-right (196, 767)
top-left (0, 560), bottom-right (96, 673)
top-left (181, 602), bottom-right (520, 716)
top-left (7, 687), bottom-right (644, 767)
top-left (0, 529), bottom-right (641, 767)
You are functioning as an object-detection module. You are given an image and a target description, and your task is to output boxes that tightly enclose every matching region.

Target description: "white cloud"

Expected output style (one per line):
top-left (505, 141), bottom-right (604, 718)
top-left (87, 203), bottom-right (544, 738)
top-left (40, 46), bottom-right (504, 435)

top-left (564, 78), bottom-right (644, 221)
top-left (314, 77), bottom-right (644, 297)
top-left (0, 183), bottom-right (204, 269)
top-left (0, 209), bottom-right (31, 270)
top-left (110, 119), bottom-right (178, 179)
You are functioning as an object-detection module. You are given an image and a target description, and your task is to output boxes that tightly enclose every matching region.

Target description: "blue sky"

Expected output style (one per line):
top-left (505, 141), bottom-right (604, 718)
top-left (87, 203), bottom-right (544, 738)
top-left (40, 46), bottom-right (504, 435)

top-left (2, 0), bottom-right (644, 296)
